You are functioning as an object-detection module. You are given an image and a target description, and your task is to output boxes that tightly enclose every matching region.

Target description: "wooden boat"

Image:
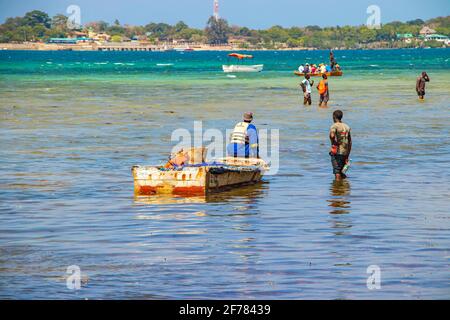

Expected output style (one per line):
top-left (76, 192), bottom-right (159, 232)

top-left (294, 70), bottom-right (343, 77)
top-left (223, 53), bottom-right (264, 73)
top-left (132, 157), bottom-right (269, 196)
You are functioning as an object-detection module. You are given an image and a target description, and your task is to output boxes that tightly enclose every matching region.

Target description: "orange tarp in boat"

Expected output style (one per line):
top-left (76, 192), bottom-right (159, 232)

top-left (228, 53), bottom-right (253, 60)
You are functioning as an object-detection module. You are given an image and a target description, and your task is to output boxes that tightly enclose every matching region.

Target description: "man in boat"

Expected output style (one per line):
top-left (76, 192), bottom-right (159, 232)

top-left (329, 110), bottom-right (352, 181)
top-left (330, 50), bottom-right (337, 70)
top-left (227, 112), bottom-right (259, 158)
top-left (303, 63), bottom-right (310, 74)
top-left (298, 64), bottom-right (305, 73)
top-left (416, 71), bottom-right (430, 100)
top-left (300, 74), bottom-right (314, 105)
top-left (319, 63), bottom-right (326, 74)
top-left (317, 74), bottom-right (329, 107)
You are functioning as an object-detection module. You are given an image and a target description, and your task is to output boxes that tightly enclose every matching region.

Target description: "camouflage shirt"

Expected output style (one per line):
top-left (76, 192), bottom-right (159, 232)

top-left (330, 122), bottom-right (351, 155)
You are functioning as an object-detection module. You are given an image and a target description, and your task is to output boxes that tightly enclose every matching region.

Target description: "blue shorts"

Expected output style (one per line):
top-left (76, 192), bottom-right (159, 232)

top-left (331, 154), bottom-right (346, 175)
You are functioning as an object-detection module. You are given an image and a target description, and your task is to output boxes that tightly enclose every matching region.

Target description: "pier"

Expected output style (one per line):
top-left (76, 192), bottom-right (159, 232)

top-left (97, 44), bottom-right (166, 52)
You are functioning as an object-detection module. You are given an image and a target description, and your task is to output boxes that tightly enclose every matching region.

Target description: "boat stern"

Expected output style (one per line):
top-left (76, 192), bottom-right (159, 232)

top-left (132, 165), bottom-right (207, 196)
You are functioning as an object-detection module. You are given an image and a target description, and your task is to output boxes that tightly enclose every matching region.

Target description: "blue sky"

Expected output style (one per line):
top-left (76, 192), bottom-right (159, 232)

top-left (0, 0), bottom-right (449, 28)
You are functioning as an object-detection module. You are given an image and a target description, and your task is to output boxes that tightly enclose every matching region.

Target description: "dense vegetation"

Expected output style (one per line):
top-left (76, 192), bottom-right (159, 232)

top-left (1, 10), bottom-right (449, 49)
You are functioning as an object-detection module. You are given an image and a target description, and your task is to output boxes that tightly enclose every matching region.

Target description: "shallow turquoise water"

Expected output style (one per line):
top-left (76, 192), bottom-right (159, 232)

top-left (0, 49), bottom-right (449, 299)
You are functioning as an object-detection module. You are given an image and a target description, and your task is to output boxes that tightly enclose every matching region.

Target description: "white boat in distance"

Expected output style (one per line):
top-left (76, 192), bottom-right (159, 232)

top-left (222, 53), bottom-right (264, 73)
top-left (222, 64), bottom-right (264, 73)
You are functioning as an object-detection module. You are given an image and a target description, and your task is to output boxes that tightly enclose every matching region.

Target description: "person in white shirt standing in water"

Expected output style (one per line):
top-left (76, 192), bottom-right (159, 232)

top-left (300, 74), bottom-right (314, 105)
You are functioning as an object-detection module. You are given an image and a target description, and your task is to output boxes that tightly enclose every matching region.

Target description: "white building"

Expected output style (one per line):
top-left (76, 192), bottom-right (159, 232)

top-left (425, 34), bottom-right (449, 44)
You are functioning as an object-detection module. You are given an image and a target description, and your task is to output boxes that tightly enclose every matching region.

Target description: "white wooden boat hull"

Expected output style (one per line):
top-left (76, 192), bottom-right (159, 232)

top-left (222, 64), bottom-right (264, 73)
top-left (132, 158), bottom-right (268, 195)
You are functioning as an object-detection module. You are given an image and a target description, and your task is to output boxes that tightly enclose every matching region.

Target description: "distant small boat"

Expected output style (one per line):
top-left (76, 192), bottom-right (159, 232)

top-left (173, 47), bottom-right (194, 52)
top-left (223, 64), bottom-right (264, 73)
top-left (294, 71), bottom-right (343, 77)
top-left (223, 53), bottom-right (264, 73)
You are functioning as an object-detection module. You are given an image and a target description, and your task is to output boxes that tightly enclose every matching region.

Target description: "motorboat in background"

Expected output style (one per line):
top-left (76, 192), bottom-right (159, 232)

top-left (222, 53), bottom-right (264, 73)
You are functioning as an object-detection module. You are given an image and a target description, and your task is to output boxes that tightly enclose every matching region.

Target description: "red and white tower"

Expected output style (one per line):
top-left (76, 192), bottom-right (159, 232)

top-left (213, 0), bottom-right (219, 20)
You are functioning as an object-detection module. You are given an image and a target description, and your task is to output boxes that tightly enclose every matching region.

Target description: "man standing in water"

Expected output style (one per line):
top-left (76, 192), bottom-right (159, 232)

top-left (300, 74), bottom-right (314, 105)
top-left (317, 74), bottom-right (329, 107)
top-left (329, 110), bottom-right (352, 180)
top-left (416, 72), bottom-right (430, 100)
top-left (227, 112), bottom-right (259, 158)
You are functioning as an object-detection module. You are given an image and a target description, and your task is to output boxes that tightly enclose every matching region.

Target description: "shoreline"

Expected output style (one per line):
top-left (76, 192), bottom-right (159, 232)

top-left (0, 42), bottom-right (444, 52)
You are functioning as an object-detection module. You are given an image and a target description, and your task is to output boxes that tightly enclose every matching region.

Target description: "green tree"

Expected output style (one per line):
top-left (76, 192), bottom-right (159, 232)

top-left (407, 19), bottom-right (425, 25)
top-left (358, 26), bottom-right (377, 43)
top-left (286, 37), bottom-right (304, 48)
top-left (238, 27), bottom-right (252, 36)
top-left (265, 26), bottom-right (289, 43)
top-left (174, 21), bottom-right (188, 33)
top-left (51, 14), bottom-right (69, 36)
top-left (205, 16), bottom-right (230, 44)
top-left (288, 27), bottom-right (303, 38)
top-left (85, 21), bottom-right (109, 33)
top-left (191, 33), bottom-right (206, 43)
top-left (24, 10), bottom-right (51, 28)
top-left (435, 27), bottom-right (450, 36)
top-left (31, 24), bottom-right (47, 40)
top-left (377, 24), bottom-right (396, 41)
top-left (45, 27), bottom-right (66, 39)
top-left (111, 35), bottom-right (122, 42)
top-left (107, 24), bottom-right (125, 37)
top-left (144, 22), bottom-right (173, 40)
top-left (52, 14), bottom-right (68, 29)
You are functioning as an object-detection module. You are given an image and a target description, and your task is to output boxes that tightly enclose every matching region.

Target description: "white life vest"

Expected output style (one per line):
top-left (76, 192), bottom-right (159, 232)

top-left (230, 122), bottom-right (250, 145)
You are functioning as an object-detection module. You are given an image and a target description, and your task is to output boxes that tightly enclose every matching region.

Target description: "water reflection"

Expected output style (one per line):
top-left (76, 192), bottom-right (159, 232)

top-left (327, 180), bottom-right (351, 215)
top-left (328, 180), bottom-right (352, 238)
top-left (134, 182), bottom-right (267, 206)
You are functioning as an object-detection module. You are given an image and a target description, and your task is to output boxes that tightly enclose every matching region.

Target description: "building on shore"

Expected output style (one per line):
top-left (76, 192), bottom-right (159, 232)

top-left (48, 38), bottom-right (78, 44)
top-left (424, 34), bottom-right (450, 45)
top-left (419, 26), bottom-right (437, 36)
top-left (88, 30), bottom-right (111, 42)
top-left (396, 33), bottom-right (414, 43)
top-left (68, 30), bottom-right (89, 38)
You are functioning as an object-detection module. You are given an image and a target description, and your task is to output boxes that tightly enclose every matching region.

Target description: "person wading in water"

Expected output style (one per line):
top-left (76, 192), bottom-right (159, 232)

top-left (317, 74), bottom-right (329, 107)
top-left (416, 71), bottom-right (430, 100)
top-left (300, 74), bottom-right (314, 105)
top-left (329, 110), bottom-right (352, 180)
